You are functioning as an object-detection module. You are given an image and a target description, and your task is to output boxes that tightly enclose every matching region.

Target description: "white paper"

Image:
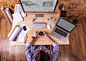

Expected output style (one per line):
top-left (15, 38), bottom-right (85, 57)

top-left (17, 23), bottom-right (30, 43)
top-left (17, 32), bottom-right (26, 43)
top-left (16, 5), bottom-right (26, 17)
top-left (16, 5), bottom-right (24, 13)
top-left (9, 27), bottom-right (22, 41)
top-left (12, 12), bottom-right (23, 24)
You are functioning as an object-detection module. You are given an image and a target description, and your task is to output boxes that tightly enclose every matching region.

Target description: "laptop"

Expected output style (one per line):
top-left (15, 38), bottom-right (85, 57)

top-left (51, 17), bottom-right (76, 43)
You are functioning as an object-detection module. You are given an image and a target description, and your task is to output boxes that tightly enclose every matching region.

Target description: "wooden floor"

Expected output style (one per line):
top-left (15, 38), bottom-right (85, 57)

top-left (0, 18), bottom-right (86, 61)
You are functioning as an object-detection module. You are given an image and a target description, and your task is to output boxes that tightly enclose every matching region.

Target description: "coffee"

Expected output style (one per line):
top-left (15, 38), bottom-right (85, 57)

top-left (39, 31), bottom-right (43, 36)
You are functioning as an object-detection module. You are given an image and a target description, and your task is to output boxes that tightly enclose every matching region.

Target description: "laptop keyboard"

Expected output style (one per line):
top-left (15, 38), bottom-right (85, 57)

top-left (55, 28), bottom-right (67, 37)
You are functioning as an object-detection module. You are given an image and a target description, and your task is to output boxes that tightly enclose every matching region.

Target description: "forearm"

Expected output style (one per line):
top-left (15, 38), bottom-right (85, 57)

top-left (28, 36), bottom-right (37, 44)
top-left (46, 36), bottom-right (55, 44)
top-left (28, 38), bottom-right (34, 44)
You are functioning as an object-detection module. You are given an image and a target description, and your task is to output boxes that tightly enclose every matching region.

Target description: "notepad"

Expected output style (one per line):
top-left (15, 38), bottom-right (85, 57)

top-left (12, 12), bottom-right (23, 24)
top-left (17, 32), bottom-right (26, 43)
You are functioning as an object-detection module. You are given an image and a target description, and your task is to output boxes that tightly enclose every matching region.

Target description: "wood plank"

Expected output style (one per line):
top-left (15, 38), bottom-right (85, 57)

top-left (0, 3), bottom-right (86, 61)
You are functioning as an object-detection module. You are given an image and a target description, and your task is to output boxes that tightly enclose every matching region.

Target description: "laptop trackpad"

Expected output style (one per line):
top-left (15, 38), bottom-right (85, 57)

top-left (55, 33), bottom-right (62, 39)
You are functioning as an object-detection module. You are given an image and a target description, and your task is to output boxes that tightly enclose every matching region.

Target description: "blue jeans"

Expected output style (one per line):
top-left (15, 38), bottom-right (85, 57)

top-left (32, 45), bottom-right (50, 51)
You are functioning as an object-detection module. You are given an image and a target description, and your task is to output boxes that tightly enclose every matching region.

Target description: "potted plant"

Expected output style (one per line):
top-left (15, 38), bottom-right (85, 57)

top-left (71, 17), bottom-right (79, 25)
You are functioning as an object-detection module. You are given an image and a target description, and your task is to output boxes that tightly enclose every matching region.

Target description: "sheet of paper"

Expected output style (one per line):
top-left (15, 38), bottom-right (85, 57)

top-left (17, 23), bottom-right (30, 43)
top-left (17, 32), bottom-right (26, 43)
top-left (12, 12), bottom-right (23, 24)
top-left (16, 5), bottom-right (24, 13)
top-left (16, 5), bottom-right (26, 17)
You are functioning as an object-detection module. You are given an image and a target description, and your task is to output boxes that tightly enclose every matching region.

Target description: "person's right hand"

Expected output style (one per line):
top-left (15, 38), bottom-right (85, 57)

top-left (42, 31), bottom-right (48, 38)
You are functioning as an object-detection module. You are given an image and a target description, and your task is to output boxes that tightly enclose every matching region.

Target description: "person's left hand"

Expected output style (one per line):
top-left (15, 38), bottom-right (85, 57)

top-left (34, 31), bottom-right (38, 38)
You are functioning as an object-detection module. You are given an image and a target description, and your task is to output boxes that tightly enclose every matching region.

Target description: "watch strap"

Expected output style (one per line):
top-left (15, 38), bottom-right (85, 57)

top-left (32, 36), bottom-right (35, 39)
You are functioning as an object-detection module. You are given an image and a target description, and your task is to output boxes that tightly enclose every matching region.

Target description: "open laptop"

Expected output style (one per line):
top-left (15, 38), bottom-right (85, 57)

top-left (51, 17), bottom-right (76, 43)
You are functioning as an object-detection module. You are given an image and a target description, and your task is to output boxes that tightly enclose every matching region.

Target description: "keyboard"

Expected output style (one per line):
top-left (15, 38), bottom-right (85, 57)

top-left (35, 14), bottom-right (44, 17)
top-left (33, 22), bottom-right (46, 28)
top-left (55, 28), bottom-right (67, 37)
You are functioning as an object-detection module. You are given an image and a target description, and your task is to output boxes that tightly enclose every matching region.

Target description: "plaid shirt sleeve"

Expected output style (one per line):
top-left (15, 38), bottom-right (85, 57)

top-left (25, 43), bottom-right (32, 61)
top-left (52, 42), bottom-right (59, 61)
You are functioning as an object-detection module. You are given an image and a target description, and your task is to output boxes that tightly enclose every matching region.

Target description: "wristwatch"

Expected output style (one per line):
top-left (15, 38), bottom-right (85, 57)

top-left (32, 36), bottom-right (35, 39)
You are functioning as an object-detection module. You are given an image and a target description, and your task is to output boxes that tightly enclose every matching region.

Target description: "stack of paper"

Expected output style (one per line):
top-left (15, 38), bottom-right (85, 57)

top-left (8, 23), bottom-right (30, 43)
top-left (17, 23), bottom-right (30, 43)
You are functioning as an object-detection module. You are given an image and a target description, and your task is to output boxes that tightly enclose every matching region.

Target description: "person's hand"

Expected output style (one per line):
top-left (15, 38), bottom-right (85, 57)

top-left (42, 31), bottom-right (48, 38)
top-left (34, 31), bottom-right (38, 38)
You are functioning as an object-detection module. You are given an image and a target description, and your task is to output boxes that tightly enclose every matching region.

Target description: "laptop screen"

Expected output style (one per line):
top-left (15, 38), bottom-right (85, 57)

top-left (57, 18), bottom-right (76, 32)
